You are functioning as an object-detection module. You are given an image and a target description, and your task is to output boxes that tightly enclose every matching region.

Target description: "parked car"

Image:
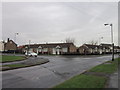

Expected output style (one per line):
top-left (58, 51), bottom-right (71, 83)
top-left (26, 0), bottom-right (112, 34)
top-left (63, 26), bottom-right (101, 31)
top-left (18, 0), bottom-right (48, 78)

top-left (25, 52), bottom-right (37, 57)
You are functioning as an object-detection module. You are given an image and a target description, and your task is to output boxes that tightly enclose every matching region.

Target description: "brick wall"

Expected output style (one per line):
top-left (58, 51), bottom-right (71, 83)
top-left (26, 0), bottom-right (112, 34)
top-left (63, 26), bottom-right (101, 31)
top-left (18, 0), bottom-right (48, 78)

top-left (4, 40), bottom-right (17, 51)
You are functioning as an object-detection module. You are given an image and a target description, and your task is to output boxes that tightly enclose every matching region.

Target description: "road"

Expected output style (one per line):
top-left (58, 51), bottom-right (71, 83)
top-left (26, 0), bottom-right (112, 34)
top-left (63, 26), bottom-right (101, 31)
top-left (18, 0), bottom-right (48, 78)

top-left (1, 55), bottom-right (118, 88)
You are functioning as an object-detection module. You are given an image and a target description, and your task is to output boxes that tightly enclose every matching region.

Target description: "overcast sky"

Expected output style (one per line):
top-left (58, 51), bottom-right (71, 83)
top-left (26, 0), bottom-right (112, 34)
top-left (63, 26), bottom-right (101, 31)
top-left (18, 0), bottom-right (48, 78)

top-left (2, 2), bottom-right (118, 46)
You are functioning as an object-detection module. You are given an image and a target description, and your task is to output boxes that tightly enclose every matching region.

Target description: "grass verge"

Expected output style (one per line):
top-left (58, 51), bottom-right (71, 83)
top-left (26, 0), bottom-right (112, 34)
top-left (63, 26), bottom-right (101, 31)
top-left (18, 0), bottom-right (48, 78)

top-left (2, 59), bottom-right (49, 71)
top-left (53, 57), bottom-right (120, 88)
top-left (54, 74), bottom-right (107, 88)
top-left (0, 55), bottom-right (26, 63)
top-left (4, 64), bottom-right (28, 68)
top-left (89, 58), bottom-right (119, 74)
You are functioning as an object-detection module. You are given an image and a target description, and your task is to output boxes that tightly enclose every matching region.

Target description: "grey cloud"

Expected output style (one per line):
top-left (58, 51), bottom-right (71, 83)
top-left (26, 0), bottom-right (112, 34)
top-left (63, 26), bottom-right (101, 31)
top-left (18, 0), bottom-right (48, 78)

top-left (2, 2), bottom-right (118, 46)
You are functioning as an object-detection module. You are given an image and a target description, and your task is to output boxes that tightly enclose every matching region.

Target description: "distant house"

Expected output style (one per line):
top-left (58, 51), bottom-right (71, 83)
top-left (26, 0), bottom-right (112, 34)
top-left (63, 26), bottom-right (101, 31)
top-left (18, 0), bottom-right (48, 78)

top-left (4, 38), bottom-right (17, 52)
top-left (114, 46), bottom-right (120, 54)
top-left (0, 41), bottom-right (5, 52)
top-left (78, 44), bottom-right (102, 55)
top-left (17, 45), bottom-right (25, 54)
top-left (78, 43), bottom-right (120, 55)
top-left (100, 44), bottom-right (112, 54)
top-left (21, 43), bottom-right (77, 55)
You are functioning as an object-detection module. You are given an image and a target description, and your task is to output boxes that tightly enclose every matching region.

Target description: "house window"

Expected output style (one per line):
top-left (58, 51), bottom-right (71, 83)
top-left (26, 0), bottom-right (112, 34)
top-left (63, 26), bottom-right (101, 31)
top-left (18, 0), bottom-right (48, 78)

top-left (95, 47), bottom-right (98, 51)
top-left (39, 49), bottom-right (42, 52)
top-left (29, 48), bottom-right (33, 52)
top-left (62, 48), bottom-right (68, 52)
top-left (43, 48), bottom-right (48, 52)
top-left (52, 48), bottom-right (56, 54)
top-left (90, 48), bottom-right (93, 53)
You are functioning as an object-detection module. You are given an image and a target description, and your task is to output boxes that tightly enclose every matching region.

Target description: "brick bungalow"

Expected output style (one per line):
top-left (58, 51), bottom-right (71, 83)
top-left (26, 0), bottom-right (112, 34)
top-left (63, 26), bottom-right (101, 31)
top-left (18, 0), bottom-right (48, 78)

top-left (100, 44), bottom-right (112, 54)
top-left (78, 44), bottom-right (102, 55)
top-left (0, 41), bottom-right (5, 52)
top-left (78, 43), bottom-right (120, 55)
top-left (3, 38), bottom-right (17, 52)
top-left (21, 43), bottom-right (77, 55)
top-left (114, 46), bottom-right (120, 54)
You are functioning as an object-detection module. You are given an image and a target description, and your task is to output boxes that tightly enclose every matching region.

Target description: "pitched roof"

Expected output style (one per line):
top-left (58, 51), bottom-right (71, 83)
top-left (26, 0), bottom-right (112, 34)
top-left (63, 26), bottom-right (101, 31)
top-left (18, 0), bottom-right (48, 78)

top-left (100, 43), bottom-right (112, 46)
top-left (24, 43), bottom-right (74, 48)
top-left (8, 40), bottom-right (17, 45)
top-left (100, 43), bottom-right (112, 49)
top-left (114, 46), bottom-right (120, 49)
top-left (18, 45), bottom-right (24, 49)
top-left (84, 44), bottom-right (100, 49)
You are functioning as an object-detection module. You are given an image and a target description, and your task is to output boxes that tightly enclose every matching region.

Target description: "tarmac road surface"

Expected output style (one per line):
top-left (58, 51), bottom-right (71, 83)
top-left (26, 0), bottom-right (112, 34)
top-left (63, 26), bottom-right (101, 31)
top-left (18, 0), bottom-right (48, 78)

top-left (1, 55), bottom-right (119, 88)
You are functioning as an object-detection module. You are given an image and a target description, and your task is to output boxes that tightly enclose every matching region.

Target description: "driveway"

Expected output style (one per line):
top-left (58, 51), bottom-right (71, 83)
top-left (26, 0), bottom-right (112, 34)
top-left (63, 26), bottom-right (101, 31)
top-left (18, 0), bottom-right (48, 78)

top-left (1, 55), bottom-right (118, 88)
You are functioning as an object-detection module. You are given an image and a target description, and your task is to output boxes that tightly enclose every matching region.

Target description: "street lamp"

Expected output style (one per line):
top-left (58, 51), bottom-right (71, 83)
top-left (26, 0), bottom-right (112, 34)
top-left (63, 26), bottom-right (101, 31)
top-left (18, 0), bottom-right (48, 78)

top-left (14, 33), bottom-right (19, 55)
top-left (104, 23), bottom-right (114, 61)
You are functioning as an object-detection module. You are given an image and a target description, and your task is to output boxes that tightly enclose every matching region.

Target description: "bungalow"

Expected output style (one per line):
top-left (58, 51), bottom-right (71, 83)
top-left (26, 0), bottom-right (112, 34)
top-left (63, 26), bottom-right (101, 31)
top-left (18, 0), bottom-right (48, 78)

top-left (100, 44), bottom-right (112, 54)
top-left (114, 46), bottom-right (120, 54)
top-left (78, 44), bottom-right (102, 55)
top-left (21, 43), bottom-right (77, 55)
top-left (1, 38), bottom-right (17, 53)
top-left (0, 41), bottom-right (5, 52)
top-left (17, 45), bottom-right (25, 54)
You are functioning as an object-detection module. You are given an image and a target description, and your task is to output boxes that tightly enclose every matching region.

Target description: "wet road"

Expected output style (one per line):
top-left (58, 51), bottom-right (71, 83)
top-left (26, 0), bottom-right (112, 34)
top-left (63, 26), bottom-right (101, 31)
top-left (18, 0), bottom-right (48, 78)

top-left (2, 55), bottom-right (118, 88)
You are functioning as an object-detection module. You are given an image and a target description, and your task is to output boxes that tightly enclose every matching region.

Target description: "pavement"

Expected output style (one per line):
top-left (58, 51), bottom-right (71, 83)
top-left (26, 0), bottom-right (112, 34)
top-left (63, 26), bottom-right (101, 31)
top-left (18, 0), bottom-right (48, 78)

top-left (107, 63), bottom-right (119, 89)
top-left (1, 55), bottom-right (119, 88)
top-left (107, 71), bottom-right (118, 88)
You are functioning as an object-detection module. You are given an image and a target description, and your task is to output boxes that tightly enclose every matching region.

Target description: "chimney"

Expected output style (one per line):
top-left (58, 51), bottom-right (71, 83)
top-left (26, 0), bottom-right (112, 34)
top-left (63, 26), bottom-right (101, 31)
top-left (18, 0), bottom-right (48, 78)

top-left (7, 38), bottom-right (10, 42)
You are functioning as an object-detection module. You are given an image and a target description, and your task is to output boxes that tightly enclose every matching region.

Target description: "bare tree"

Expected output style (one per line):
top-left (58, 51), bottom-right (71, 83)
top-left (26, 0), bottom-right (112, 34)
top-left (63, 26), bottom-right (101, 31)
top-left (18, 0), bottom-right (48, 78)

top-left (65, 37), bottom-right (75, 44)
top-left (88, 40), bottom-right (98, 45)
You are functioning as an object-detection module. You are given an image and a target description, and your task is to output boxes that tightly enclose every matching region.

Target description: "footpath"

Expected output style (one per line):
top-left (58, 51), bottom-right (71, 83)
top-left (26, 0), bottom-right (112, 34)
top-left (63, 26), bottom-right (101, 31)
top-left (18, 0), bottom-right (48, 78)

top-left (107, 65), bottom-right (119, 88)
top-left (108, 70), bottom-right (120, 89)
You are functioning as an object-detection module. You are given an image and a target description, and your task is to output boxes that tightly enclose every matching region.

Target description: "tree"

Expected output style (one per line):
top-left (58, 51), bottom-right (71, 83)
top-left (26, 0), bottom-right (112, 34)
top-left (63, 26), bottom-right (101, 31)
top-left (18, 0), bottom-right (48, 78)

top-left (88, 40), bottom-right (98, 45)
top-left (65, 37), bottom-right (75, 44)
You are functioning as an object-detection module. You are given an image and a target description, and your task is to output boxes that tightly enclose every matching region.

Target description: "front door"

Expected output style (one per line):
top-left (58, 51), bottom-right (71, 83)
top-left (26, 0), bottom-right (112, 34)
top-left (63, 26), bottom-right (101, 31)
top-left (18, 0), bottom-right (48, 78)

top-left (56, 49), bottom-right (60, 55)
top-left (52, 48), bottom-right (56, 54)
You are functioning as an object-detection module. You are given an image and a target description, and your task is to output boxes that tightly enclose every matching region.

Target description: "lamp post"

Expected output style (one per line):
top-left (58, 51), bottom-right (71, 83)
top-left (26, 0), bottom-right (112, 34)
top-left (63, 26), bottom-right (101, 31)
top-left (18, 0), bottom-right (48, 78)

top-left (104, 23), bottom-right (114, 61)
top-left (14, 33), bottom-right (19, 55)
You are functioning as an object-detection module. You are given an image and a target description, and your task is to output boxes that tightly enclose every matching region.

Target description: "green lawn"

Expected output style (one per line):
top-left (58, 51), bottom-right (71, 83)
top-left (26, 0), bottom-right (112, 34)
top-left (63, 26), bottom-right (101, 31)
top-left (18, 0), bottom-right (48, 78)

top-left (4, 64), bottom-right (27, 68)
top-left (0, 55), bottom-right (26, 63)
top-left (89, 58), bottom-right (119, 74)
top-left (53, 57), bottom-right (120, 88)
top-left (54, 74), bottom-right (106, 88)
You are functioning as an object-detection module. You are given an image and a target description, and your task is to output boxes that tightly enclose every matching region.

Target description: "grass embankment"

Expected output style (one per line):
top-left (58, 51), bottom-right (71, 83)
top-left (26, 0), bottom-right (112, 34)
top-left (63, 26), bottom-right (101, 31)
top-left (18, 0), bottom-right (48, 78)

top-left (0, 55), bottom-right (26, 63)
top-left (54, 58), bottom-right (120, 88)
